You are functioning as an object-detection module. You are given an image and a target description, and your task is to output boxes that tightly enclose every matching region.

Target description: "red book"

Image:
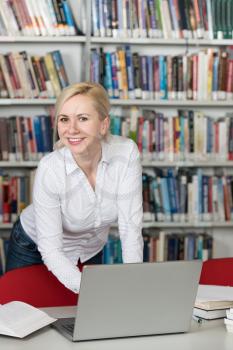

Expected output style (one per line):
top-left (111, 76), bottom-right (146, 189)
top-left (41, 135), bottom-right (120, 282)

top-left (137, 116), bottom-right (144, 154)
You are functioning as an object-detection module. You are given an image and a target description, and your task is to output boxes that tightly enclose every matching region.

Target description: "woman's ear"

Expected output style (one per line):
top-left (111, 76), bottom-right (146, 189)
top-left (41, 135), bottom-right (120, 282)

top-left (101, 116), bottom-right (110, 135)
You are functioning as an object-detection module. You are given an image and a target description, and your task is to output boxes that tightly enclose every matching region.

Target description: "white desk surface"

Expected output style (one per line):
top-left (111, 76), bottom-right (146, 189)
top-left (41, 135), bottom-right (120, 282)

top-left (1, 315), bottom-right (233, 350)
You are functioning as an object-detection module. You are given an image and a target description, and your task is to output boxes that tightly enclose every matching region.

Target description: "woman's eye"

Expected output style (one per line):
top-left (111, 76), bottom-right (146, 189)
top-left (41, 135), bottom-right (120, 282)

top-left (79, 116), bottom-right (88, 122)
top-left (60, 118), bottom-right (69, 122)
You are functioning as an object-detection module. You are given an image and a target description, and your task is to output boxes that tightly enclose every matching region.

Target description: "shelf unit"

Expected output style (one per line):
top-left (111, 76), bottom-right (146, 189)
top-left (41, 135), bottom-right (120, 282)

top-left (1, 0), bottom-right (233, 259)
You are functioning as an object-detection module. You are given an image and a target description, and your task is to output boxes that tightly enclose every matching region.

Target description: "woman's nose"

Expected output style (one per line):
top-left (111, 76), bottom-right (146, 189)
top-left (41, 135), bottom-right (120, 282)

top-left (69, 119), bottom-right (80, 133)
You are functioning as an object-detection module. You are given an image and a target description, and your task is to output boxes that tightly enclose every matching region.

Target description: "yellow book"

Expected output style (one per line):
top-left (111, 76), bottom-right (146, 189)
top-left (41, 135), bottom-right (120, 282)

top-left (44, 53), bottom-right (61, 97)
top-left (117, 49), bottom-right (128, 99)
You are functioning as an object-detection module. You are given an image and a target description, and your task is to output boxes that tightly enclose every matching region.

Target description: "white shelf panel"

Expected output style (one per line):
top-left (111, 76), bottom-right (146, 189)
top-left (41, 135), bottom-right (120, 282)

top-left (111, 221), bottom-right (233, 229)
top-left (0, 36), bottom-right (86, 43)
top-left (0, 161), bottom-right (39, 168)
top-left (1, 160), bottom-right (233, 168)
top-left (91, 37), bottom-right (233, 46)
top-left (143, 222), bottom-right (233, 228)
top-left (0, 223), bottom-right (13, 229)
top-left (2, 221), bottom-right (233, 231)
top-left (110, 99), bottom-right (233, 107)
top-left (2, 99), bottom-right (232, 107)
top-left (141, 160), bottom-right (233, 168)
top-left (0, 99), bottom-right (56, 105)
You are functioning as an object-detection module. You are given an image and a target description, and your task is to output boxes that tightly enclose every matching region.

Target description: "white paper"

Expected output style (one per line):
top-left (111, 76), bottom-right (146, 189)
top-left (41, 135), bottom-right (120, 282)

top-left (0, 301), bottom-right (57, 338)
top-left (196, 285), bottom-right (233, 302)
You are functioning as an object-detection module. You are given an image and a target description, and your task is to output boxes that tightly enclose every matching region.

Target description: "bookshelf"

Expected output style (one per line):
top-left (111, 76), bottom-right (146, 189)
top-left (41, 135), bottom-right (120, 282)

top-left (1, 0), bottom-right (233, 263)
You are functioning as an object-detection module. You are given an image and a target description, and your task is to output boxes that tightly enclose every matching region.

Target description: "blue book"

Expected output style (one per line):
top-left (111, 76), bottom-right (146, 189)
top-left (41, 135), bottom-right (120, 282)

top-left (167, 169), bottom-right (178, 218)
top-left (51, 50), bottom-right (69, 89)
top-left (110, 52), bottom-right (119, 98)
top-left (103, 238), bottom-right (112, 264)
top-left (167, 234), bottom-right (179, 260)
top-left (91, 49), bottom-right (100, 83)
top-left (185, 234), bottom-right (196, 260)
top-left (160, 177), bottom-right (171, 221)
top-left (104, 52), bottom-right (113, 97)
top-left (159, 55), bottom-right (167, 99)
top-left (110, 116), bottom-right (121, 135)
top-left (148, 0), bottom-right (157, 37)
top-left (62, 0), bottom-right (76, 35)
top-left (92, 0), bottom-right (100, 36)
top-left (179, 114), bottom-right (185, 158)
top-left (206, 117), bottom-right (213, 155)
top-left (33, 116), bottom-right (44, 155)
top-left (40, 115), bottom-right (53, 153)
top-left (143, 235), bottom-right (150, 262)
top-left (140, 55), bottom-right (149, 99)
top-left (125, 45), bottom-right (135, 98)
top-left (147, 55), bottom-right (153, 99)
top-left (212, 52), bottom-right (219, 99)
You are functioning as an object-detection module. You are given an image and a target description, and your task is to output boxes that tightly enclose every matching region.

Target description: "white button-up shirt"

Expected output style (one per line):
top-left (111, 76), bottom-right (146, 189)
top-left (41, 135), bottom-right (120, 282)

top-left (20, 135), bottom-right (143, 293)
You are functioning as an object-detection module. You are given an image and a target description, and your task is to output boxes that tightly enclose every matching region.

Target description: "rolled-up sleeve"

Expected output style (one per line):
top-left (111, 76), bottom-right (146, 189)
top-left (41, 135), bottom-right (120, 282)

top-left (33, 160), bottom-right (81, 293)
top-left (117, 141), bottom-right (144, 262)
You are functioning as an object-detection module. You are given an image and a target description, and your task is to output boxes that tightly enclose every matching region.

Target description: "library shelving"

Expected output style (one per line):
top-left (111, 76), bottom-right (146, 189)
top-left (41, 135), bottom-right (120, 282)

top-left (1, 0), bottom-right (233, 263)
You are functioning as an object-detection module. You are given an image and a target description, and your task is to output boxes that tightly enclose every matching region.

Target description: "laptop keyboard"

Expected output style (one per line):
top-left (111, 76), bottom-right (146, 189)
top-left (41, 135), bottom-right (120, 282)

top-left (60, 318), bottom-right (75, 335)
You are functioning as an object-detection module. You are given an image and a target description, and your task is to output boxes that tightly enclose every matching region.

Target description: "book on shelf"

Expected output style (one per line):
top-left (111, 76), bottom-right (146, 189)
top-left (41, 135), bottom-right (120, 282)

top-left (0, 115), bottom-right (53, 162)
top-left (141, 166), bottom-right (233, 224)
top-left (0, 50), bottom-right (69, 99)
top-left (0, 171), bottom-right (35, 224)
top-left (109, 108), bottom-right (233, 162)
top-left (143, 230), bottom-right (213, 262)
top-left (90, 0), bottom-right (233, 40)
top-left (90, 46), bottom-right (233, 101)
top-left (0, 0), bottom-right (82, 36)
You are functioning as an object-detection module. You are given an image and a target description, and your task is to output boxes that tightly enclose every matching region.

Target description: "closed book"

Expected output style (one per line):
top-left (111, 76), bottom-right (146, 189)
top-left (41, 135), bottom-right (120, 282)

top-left (193, 307), bottom-right (227, 320)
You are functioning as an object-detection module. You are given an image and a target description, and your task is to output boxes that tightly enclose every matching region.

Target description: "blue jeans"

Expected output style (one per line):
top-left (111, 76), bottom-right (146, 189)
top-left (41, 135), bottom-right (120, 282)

top-left (5, 218), bottom-right (103, 273)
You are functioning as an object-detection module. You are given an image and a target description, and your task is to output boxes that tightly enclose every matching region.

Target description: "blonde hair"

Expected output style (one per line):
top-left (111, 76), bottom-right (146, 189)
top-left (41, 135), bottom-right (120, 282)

top-left (53, 82), bottom-right (111, 148)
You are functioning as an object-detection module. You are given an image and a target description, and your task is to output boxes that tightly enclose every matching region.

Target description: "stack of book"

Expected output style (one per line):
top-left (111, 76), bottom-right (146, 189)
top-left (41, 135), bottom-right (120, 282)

top-left (225, 308), bottom-right (233, 332)
top-left (193, 285), bottom-right (233, 320)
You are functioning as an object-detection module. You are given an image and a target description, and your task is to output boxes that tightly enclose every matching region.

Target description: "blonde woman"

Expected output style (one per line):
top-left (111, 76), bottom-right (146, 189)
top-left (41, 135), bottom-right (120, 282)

top-left (6, 82), bottom-right (143, 293)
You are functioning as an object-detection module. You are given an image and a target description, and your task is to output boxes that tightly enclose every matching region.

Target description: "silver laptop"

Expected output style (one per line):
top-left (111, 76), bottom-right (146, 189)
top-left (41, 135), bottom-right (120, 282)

top-left (52, 260), bottom-right (202, 341)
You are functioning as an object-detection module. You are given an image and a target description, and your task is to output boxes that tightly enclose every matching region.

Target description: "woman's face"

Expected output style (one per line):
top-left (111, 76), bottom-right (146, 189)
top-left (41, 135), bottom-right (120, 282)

top-left (57, 94), bottom-right (109, 157)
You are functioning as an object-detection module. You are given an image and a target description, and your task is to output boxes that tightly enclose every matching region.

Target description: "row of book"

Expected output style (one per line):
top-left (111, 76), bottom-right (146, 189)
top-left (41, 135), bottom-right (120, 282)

top-left (143, 231), bottom-right (213, 262)
top-left (0, 172), bottom-right (35, 224)
top-left (90, 46), bottom-right (233, 100)
top-left (110, 109), bottom-right (233, 162)
top-left (0, 0), bottom-right (79, 36)
top-left (0, 50), bottom-right (69, 99)
top-left (2, 168), bottom-right (233, 225)
top-left (0, 230), bottom-right (213, 275)
top-left (91, 0), bottom-right (233, 40)
top-left (0, 115), bottom-right (53, 162)
top-left (142, 169), bottom-right (233, 223)
top-left (103, 230), bottom-right (213, 264)
top-left (1, 109), bottom-right (233, 162)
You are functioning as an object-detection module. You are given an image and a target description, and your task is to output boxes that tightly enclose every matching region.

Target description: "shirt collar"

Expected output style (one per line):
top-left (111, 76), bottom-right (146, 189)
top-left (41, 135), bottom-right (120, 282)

top-left (62, 138), bottom-right (111, 176)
